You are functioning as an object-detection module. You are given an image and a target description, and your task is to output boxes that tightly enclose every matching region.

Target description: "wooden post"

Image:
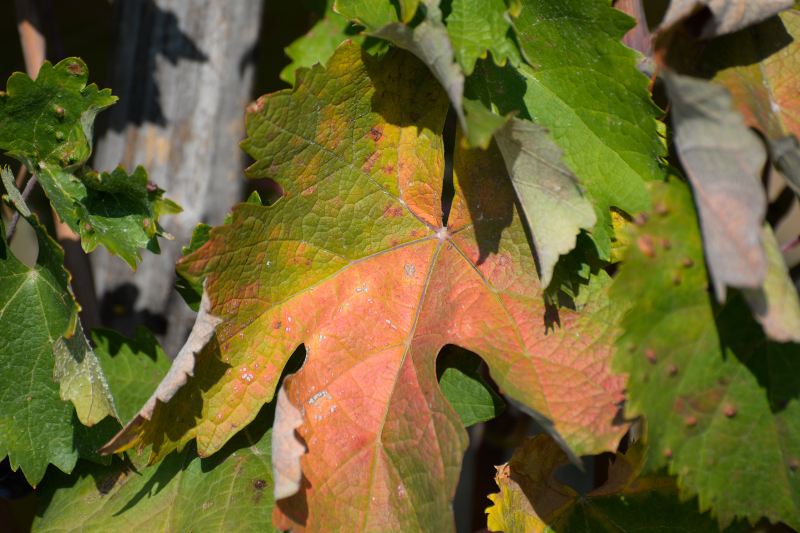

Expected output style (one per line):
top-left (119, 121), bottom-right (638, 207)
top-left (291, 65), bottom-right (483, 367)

top-left (91, 0), bottom-right (265, 353)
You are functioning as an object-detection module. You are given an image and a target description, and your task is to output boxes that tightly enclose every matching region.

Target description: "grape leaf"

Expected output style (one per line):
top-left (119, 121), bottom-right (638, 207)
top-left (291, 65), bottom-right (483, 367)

top-left (280, 1), bottom-right (364, 86)
top-left (103, 43), bottom-right (627, 530)
top-left (0, 214), bottom-right (114, 485)
top-left (0, 59), bottom-right (179, 268)
top-left (662, 73), bottom-right (767, 300)
top-left (33, 405), bottom-right (277, 533)
top-left (92, 327), bottom-right (171, 423)
top-left (437, 347), bottom-right (505, 427)
top-left (444, 0), bottom-right (522, 75)
top-left (467, 0), bottom-right (666, 259)
top-left (53, 323), bottom-right (118, 427)
top-left (613, 179), bottom-right (800, 529)
top-left (658, 0), bottom-right (793, 38)
top-left (485, 435), bottom-right (738, 532)
top-left (495, 117), bottom-right (596, 287)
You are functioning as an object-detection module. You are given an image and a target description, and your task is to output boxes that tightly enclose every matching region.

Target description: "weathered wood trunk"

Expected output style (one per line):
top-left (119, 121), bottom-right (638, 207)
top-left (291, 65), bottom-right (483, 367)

top-left (92, 0), bottom-right (264, 353)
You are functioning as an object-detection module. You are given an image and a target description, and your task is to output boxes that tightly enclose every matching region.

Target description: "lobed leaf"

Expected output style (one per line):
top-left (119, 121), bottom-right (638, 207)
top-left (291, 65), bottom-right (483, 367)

top-left (0, 214), bottom-right (114, 485)
top-left (612, 179), bottom-right (800, 528)
top-left (103, 43), bottom-right (628, 530)
top-left (0, 59), bottom-right (179, 268)
top-left (445, 0), bottom-right (522, 75)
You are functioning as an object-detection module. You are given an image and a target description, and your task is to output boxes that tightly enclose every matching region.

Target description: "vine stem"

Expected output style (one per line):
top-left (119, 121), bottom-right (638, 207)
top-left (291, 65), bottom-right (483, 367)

top-left (5, 175), bottom-right (37, 242)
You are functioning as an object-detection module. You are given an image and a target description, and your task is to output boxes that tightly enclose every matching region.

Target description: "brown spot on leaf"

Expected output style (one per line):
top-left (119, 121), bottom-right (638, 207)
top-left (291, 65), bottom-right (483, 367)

top-left (369, 127), bottom-right (383, 141)
top-left (383, 164), bottom-right (394, 174)
top-left (67, 62), bottom-right (84, 75)
top-left (654, 202), bottom-right (669, 216)
top-left (247, 96), bottom-right (266, 114)
top-left (637, 235), bottom-right (655, 257)
top-left (273, 320), bottom-right (282, 330)
top-left (664, 448), bottom-right (673, 459)
top-left (722, 404), bottom-right (737, 418)
top-left (301, 186), bottom-right (316, 196)
top-left (667, 364), bottom-right (679, 377)
top-left (671, 271), bottom-right (682, 285)
top-left (253, 479), bottom-right (267, 490)
top-left (681, 257), bottom-right (694, 268)
top-left (789, 458), bottom-right (799, 471)
top-left (644, 348), bottom-right (657, 364)
top-left (661, 238), bottom-right (672, 250)
top-left (684, 415), bottom-right (697, 427)
top-left (633, 212), bottom-right (649, 226)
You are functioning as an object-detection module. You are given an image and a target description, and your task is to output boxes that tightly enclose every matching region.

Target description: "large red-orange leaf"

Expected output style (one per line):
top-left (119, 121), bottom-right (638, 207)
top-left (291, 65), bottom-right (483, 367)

top-left (104, 43), bottom-right (626, 530)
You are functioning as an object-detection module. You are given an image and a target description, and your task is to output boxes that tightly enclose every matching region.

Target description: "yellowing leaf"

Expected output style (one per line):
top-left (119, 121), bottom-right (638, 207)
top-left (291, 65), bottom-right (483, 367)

top-left (486, 434), bottom-right (737, 533)
top-left (103, 43), bottom-right (627, 530)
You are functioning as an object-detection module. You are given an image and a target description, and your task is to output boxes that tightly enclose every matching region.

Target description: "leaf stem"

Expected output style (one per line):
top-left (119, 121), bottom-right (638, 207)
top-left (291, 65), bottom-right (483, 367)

top-left (5, 174), bottom-right (37, 241)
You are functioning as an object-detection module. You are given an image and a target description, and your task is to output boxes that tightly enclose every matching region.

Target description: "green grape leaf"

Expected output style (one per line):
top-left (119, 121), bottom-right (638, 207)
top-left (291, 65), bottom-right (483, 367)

top-left (486, 435), bottom-right (742, 532)
top-left (437, 347), bottom-right (505, 427)
top-left (33, 405), bottom-right (277, 533)
top-left (281, 1), bottom-right (364, 85)
top-left (613, 179), bottom-right (800, 529)
top-left (445, 0), bottom-right (521, 75)
top-left (468, 0), bottom-right (666, 258)
top-left (495, 117), bottom-right (596, 287)
top-left (37, 164), bottom-right (181, 269)
top-left (0, 59), bottom-right (180, 268)
top-left (53, 323), bottom-right (118, 426)
top-left (0, 58), bottom-right (115, 169)
top-left (0, 214), bottom-right (112, 485)
top-left (92, 327), bottom-right (171, 423)
top-left (103, 43), bottom-right (627, 530)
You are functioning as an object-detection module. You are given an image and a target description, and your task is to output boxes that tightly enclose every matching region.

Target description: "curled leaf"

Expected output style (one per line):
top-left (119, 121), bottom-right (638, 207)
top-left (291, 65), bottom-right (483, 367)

top-left (663, 72), bottom-right (767, 300)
